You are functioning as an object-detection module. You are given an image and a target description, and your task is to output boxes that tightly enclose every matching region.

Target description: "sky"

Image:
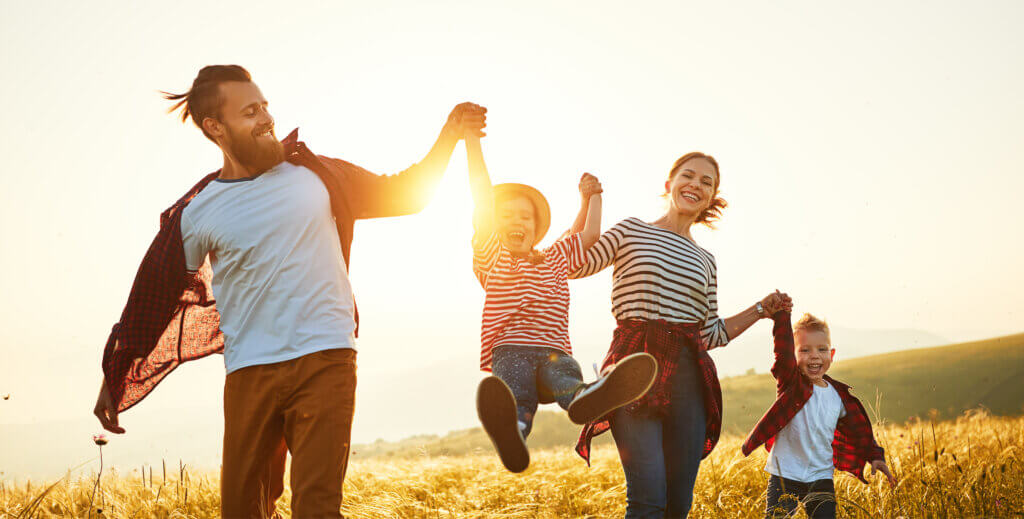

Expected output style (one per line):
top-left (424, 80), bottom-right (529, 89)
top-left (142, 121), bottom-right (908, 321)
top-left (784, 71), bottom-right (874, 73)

top-left (1, 0), bottom-right (1022, 479)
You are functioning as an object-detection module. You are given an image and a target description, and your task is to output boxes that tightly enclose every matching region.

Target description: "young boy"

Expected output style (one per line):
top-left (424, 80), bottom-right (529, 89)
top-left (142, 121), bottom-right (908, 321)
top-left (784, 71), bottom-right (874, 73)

top-left (465, 129), bottom-right (657, 473)
top-left (743, 311), bottom-right (896, 518)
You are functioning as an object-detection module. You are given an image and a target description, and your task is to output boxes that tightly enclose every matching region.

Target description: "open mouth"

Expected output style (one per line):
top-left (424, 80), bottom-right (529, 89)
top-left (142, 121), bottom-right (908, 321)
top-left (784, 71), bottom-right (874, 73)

top-left (806, 363), bottom-right (823, 374)
top-left (678, 191), bottom-right (701, 203)
top-left (254, 126), bottom-right (274, 138)
top-left (506, 231), bottom-right (526, 246)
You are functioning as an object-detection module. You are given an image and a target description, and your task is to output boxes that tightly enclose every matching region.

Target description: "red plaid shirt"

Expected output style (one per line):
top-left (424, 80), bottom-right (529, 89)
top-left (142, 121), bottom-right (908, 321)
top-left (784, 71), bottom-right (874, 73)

top-left (741, 312), bottom-right (885, 483)
top-left (575, 319), bottom-right (722, 465)
top-left (102, 129), bottom-right (443, 412)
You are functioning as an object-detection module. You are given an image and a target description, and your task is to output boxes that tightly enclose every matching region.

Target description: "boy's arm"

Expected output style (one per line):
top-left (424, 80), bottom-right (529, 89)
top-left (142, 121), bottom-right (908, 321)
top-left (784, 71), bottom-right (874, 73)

top-left (769, 311), bottom-right (799, 388)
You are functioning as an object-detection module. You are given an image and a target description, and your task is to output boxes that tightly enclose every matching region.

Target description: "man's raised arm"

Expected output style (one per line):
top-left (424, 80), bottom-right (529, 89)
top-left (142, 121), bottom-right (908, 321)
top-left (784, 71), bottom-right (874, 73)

top-left (345, 102), bottom-right (487, 219)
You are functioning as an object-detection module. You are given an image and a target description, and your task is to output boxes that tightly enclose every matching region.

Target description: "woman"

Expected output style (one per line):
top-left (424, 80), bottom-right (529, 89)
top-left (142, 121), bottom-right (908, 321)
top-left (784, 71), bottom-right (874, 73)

top-left (573, 152), bottom-right (791, 518)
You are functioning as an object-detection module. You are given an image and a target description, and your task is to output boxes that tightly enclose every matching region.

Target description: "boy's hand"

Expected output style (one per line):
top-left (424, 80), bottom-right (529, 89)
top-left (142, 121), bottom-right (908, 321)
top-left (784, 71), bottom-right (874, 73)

top-left (579, 173), bottom-right (603, 198)
top-left (870, 459), bottom-right (896, 487)
top-left (760, 290), bottom-right (793, 316)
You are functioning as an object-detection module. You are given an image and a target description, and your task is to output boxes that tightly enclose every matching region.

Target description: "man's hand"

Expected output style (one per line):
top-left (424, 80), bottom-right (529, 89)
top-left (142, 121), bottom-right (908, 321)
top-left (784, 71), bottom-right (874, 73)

top-left (445, 102), bottom-right (487, 139)
top-left (579, 173), bottom-right (603, 199)
top-left (93, 380), bottom-right (125, 434)
top-left (871, 459), bottom-right (896, 487)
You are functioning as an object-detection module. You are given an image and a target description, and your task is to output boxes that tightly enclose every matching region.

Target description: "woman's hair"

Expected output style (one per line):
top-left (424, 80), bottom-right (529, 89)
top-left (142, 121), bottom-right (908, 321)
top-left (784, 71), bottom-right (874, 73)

top-left (794, 313), bottom-right (832, 345)
top-left (667, 151), bottom-right (728, 228)
top-left (162, 65), bottom-right (252, 141)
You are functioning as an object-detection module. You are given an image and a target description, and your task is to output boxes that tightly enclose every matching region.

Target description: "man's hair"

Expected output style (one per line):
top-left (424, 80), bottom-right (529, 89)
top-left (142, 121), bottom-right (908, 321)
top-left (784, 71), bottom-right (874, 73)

top-left (794, 313), bottom-right (831, 346)
top-left (163, 65), bottom-right (252, 141)
top-left (667, 152), bottom-right (728, 228)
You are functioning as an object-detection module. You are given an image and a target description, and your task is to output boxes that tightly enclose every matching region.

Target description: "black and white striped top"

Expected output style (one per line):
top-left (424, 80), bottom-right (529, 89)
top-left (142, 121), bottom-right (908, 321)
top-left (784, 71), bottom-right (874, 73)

top-left (571, 217), bottom-right (730, 349)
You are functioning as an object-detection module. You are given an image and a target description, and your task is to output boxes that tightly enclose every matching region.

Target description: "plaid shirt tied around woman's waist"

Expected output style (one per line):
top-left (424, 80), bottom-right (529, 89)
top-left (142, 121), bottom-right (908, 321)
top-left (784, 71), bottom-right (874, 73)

top-left (575, 319), bottom-right (723, 465)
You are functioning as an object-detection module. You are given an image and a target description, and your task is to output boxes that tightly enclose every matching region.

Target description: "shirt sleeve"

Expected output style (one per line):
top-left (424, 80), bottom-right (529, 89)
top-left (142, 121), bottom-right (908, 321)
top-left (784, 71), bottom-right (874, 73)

top-left (180, 212), bottom-right (207, 273)
top-left (546, 233), bottom-right (586, 274)
top-left (472, 232), bottom-right (505, 286)
top-left (324, 156), bottom-right (443, 220)
top-left (569, 220), bottom-right (625, 279)
top-left (700, 256), bottom-right (730, 349)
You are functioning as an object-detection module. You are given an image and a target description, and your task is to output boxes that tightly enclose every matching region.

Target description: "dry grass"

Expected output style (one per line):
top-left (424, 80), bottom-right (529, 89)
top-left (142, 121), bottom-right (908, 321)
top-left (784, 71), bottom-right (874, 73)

top-left (3, 411), bottom-right (1022, 518)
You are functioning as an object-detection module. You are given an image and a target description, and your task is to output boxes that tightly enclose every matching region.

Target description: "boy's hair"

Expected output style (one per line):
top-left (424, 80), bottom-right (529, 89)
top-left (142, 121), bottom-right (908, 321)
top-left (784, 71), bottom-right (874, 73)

top-left (793, 313), bottom-right (831, 346)
top-left (162, 65), bottom-right (252, 141)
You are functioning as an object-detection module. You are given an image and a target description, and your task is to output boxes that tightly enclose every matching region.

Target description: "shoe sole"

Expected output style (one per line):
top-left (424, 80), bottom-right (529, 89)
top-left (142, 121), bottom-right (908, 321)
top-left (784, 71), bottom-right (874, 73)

top-left (476, 376), bottom-right (530, 473)
top-left (567, 353), bottom-right (658, 424)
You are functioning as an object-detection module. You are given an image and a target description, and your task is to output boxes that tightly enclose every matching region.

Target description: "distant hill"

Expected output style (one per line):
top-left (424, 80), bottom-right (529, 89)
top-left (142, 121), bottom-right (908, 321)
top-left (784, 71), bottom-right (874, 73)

top-left (351, 332), bottom-right (1024, 459)
top-left (826, 326), bottom-right (948, 359)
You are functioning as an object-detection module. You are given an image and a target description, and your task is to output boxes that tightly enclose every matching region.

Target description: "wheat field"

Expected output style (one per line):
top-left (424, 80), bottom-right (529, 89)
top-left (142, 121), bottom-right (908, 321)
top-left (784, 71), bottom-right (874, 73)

top-left (3, 411), bottom-right (1022, 518)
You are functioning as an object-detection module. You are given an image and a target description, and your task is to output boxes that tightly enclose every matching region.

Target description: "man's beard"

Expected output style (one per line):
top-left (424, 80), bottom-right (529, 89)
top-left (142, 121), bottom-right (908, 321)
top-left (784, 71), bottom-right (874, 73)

top-left (226, 126), bottom-right (285, 174)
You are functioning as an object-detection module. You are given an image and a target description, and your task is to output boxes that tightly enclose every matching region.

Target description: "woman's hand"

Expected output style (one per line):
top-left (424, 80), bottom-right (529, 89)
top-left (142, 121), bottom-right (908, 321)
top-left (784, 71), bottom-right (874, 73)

top-left (579, 173), bottom-right (603, 199)
top-left (760, 290), bottom-right (793, 317)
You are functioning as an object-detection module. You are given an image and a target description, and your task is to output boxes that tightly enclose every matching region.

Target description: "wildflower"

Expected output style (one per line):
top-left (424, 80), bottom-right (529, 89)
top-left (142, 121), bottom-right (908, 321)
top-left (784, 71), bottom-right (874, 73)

top-left (90, 433), bottom-right (108, 514)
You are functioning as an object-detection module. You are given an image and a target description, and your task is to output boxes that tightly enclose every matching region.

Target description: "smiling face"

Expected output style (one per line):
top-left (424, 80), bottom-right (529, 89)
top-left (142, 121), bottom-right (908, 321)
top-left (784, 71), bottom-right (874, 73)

top-left (794, 329), bottom-right (835, 385)
top-left (666, 157), bottom-right (718, 219)
top-left (495, 195), bottom-right (537, 255)
top-left (206, 81), bottom-right (284, 173)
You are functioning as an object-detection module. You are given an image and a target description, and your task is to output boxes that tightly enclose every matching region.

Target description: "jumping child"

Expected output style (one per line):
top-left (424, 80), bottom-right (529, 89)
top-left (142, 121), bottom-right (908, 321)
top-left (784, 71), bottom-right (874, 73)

top-left (743, 310), bottom-right (896, 518)
top-left (465, 129), bottom-right (657, 473)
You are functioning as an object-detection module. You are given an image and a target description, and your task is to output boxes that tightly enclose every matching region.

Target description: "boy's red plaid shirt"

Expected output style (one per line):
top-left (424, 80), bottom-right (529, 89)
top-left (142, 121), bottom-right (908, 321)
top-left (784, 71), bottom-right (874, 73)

top-left (742, 312), bottom-right (886, 483)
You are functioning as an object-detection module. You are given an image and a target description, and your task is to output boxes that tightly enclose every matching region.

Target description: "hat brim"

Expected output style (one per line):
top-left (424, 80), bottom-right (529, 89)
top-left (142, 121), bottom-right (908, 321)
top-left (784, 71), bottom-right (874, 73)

top-left (492, 183), bottom-right (551, 246)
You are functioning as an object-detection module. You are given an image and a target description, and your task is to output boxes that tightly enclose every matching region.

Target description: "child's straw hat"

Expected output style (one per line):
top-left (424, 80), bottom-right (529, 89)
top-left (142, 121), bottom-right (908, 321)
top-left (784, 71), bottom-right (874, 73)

top-left (492, 183), bottom-right (551, 246)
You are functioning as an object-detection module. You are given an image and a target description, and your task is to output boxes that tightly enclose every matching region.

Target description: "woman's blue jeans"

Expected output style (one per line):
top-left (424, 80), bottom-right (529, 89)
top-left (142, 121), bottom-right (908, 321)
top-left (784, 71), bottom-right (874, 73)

top-left (609, 347), bottom-right (706, 518)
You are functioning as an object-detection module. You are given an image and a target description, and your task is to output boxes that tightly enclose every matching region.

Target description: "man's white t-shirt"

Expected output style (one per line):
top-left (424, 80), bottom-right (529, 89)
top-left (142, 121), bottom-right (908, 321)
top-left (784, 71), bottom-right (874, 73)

top-left (765, 381), bottom-right (847, 482)
top-left (181, 162), bottom-right (356, 374)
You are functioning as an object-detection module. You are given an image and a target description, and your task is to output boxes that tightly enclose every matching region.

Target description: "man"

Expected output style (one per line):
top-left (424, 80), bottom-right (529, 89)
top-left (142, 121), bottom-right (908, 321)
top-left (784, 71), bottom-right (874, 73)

top-left (92, 64), bottom-right (485, 518)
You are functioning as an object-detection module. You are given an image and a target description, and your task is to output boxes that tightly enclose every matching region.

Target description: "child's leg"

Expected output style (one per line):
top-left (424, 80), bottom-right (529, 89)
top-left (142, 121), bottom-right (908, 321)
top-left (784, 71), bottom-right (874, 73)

top-left (803, 479), bottom-right (836, 519)
top-left (491, 346), bottom-right (541, 436)
top-left (765, 475), bottom-right (803, 519)
top-left (566, 352), bottom-right (657, 424)
top-left (537, 351), bottom-right (586, 411)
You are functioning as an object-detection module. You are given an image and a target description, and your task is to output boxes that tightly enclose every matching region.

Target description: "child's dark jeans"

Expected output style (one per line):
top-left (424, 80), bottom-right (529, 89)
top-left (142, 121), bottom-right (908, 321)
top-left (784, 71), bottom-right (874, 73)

top-left (491, 345), bottom-right (586, 437)
top-left (766, 475), bottom-right (836, 519)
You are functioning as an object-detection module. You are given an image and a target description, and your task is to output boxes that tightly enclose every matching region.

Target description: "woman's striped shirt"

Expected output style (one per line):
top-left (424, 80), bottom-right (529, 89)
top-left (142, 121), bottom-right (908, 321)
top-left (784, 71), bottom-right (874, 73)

top-left (571, 217), bottom-right (730, 349)
top-left (473, 232), bottom-right (586, 371)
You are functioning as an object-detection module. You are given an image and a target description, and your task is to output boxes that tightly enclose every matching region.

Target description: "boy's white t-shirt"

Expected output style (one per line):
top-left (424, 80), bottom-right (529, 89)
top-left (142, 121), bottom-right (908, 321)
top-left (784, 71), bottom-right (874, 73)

top-left (765, 381), bottom-right (847, 482)
top-left (181, 162), bottom-right (356, 374)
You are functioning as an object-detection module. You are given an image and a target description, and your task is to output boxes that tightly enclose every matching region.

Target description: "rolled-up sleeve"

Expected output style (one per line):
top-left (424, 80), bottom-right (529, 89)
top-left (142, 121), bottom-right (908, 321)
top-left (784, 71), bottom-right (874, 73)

top-left (326, 157), bottom-right (442, 219)
top-left (700, 261), bottom-right (730, 349)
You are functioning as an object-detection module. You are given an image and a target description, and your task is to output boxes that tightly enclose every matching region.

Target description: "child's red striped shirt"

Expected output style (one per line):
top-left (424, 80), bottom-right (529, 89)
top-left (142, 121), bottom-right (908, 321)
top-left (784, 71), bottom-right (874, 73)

top-left (473, 232), bottom-right (585, 371)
